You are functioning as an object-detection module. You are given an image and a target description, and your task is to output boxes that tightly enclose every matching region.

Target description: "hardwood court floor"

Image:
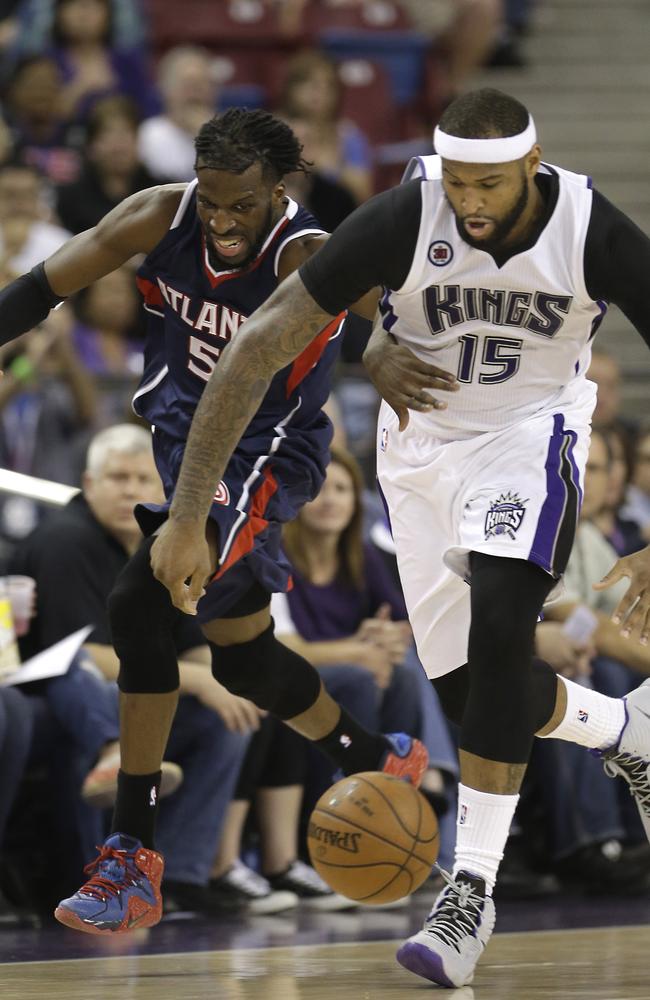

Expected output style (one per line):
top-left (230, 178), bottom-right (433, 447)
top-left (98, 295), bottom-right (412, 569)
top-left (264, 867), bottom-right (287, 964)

top-left (3, 926), bottom-right (650, 1000)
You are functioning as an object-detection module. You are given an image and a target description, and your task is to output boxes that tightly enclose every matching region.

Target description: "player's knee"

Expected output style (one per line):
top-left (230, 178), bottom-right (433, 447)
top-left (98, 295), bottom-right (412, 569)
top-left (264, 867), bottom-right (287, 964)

top-left (209, 624), bottom-right (321, 719)
top-left (110, 542), bottom-right (180, 694)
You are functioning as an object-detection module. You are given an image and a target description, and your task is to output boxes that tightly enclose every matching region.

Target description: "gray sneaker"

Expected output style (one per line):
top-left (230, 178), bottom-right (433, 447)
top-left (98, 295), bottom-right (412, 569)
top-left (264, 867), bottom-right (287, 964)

top-left (396, 869), bottom-right (495, 987)
top-left (601, 679), bottom-right (650, 842)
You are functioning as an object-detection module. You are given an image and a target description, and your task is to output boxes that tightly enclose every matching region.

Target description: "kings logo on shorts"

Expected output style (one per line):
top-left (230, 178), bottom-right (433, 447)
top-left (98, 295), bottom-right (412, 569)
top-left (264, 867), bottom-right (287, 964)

top-left (484, 491), bottom-right (527, 540)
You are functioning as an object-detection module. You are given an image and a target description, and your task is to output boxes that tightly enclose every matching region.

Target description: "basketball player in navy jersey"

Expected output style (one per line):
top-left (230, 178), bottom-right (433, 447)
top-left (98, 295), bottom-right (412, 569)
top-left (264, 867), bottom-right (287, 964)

top-left (0, 109), bottom-right (430, 935)
top-left (150, 90), bottom-right (650, 987)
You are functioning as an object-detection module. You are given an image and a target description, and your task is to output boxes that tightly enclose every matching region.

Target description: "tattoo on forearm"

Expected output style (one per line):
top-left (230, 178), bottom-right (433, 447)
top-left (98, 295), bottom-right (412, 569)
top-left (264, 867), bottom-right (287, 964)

top-left (170, 275), bottom-right (332, 522)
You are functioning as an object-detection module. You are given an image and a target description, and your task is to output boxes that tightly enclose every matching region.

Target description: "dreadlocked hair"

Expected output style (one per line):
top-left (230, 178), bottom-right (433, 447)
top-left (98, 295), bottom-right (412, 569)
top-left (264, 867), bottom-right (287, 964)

top-left (438, 88), bottom-right (529, 140)
top-left (194, 108), bottom-right (309, 182)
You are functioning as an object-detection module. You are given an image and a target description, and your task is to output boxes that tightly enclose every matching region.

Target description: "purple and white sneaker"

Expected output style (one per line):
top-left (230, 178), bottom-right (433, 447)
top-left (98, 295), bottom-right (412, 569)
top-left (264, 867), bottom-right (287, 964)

top-left (601, 679), bottom-right (650, 842)
top-left (397, 869), bottom-right (495, 987)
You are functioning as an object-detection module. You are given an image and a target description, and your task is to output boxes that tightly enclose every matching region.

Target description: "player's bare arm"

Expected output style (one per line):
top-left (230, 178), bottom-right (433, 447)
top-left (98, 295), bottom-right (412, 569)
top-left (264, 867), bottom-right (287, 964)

top-left (150, 271), bottom-right (333, 612)
top-left (44, 184), bottom-right (187, 296)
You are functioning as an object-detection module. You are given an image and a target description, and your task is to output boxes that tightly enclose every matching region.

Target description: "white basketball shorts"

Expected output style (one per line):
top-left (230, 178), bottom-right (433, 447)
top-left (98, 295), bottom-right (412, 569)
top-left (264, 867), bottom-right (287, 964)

top-left (376, 389), bottom-right (595, 679)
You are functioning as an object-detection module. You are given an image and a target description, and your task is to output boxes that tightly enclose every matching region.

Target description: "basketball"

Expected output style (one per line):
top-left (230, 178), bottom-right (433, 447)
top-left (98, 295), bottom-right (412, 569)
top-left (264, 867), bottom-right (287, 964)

top-left (307, 772), bottom-right (439, 905)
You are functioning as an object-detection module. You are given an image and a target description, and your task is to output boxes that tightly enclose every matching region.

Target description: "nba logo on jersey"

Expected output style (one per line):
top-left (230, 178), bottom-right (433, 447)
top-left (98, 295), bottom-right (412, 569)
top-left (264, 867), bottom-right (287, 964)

top-left (428, 240), bottom-right (453, 267)
top-left (484, 492), bottom-right (527, 540)
top-left (213, 481), bottom-right (230, 505)
top-left (380, 428), bottom-right (389, 452)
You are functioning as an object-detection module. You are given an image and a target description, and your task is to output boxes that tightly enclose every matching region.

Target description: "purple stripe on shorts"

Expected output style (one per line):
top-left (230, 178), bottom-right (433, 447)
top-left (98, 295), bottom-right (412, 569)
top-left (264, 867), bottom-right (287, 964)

top-left (529, 413), bottom-right (581, 574)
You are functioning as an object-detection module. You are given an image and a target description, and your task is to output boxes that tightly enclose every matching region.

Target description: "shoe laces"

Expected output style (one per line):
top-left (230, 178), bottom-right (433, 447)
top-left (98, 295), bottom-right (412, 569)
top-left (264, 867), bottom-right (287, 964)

top-left (603, 751), bottom-right (650, 814)
top-left (225, 861), bottom-right (271, 898)
top-left (282, 860), bottom-right (330, 893)
top-left (79, 844), bottom-right (142, 902)
top-left (422, 868), bottom-right (485, 953)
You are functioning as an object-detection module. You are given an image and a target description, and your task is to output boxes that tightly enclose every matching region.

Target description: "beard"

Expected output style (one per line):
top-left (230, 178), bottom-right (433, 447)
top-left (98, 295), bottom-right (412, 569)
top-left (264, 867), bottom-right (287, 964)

top-left (203, 202), bottom-right (275, 271)
top-left (452, 178), bottom-right (531, 254)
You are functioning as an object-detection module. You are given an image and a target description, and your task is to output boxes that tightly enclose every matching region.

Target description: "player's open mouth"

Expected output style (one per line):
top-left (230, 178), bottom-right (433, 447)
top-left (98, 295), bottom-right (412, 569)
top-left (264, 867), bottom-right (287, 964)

top-left (464, 219), bottom-right (492, 237)
top-left (213, 236), bottom-right (246, 258)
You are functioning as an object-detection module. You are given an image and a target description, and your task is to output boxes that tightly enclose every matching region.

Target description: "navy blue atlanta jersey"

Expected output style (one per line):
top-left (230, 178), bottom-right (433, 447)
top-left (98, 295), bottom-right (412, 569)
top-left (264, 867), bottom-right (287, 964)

top-left (131, 181), bottom-right (345, 616)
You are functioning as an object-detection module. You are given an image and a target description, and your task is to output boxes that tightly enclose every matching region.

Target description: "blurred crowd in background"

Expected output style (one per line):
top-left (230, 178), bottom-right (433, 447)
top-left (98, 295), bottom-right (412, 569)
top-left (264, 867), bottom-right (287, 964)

top-left (1, 0), bottom-right (650, 935)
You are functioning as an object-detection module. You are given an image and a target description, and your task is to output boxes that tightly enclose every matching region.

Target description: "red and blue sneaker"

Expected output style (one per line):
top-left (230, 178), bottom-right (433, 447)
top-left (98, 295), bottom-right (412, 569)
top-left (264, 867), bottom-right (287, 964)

top-left (381, 733), bottom-right (429, 788)
top-left (54, 833), bottom-right (163, 935)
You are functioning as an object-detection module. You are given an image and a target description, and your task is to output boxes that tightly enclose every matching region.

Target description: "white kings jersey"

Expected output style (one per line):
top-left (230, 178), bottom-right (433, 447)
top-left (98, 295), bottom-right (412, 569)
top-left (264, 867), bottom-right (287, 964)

top-left (380, 155), bottom-right (602, 439)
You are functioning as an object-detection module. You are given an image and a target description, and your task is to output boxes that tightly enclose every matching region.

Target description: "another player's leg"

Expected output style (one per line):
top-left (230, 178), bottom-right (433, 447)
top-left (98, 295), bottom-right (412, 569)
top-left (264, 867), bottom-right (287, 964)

top-left (398, 554), bottom-right (553, 987)
top-left (203, 603), bottom-right (427, 786)
top-left (55, 538), bottom-right (179, 934)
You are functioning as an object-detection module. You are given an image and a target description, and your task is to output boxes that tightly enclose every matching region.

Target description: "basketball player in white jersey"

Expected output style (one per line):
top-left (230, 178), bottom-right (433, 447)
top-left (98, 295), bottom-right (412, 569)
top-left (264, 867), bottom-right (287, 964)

top-left (150, 89), bottom-right (650, 988)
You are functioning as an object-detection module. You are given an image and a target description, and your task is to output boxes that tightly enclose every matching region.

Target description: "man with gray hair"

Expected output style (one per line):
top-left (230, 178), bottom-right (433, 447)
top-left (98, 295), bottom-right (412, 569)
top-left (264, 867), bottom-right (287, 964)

top-left (11, 423), bottom-right (258, 917)
top-left (138, 46), bottom-right (220, 182)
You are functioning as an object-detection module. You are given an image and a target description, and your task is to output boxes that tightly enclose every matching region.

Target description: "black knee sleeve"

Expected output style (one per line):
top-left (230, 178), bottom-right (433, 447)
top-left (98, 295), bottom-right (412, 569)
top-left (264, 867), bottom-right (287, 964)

top-left (111, 537), bottom-right (180, 694)
top-left (209, 623), bottom-right (322, 719)
top-left (433, 657), bottom-right (559, 732)
top-left (433, 665), bottom-right (470, 727)
top-left (460, 554), bottom-right (555, 764)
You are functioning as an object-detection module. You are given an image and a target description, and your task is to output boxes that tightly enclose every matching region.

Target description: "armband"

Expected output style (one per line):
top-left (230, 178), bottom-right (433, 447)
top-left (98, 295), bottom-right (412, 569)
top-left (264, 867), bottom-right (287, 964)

top-left (0, 262), bottom-right (65, 349)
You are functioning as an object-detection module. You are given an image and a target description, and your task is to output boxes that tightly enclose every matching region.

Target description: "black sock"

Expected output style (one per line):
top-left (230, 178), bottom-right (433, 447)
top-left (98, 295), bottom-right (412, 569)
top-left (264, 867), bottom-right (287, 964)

top-left (314, 708), bottom-right (389, 775)
top-left (111, 770), bottom-right (162, 849)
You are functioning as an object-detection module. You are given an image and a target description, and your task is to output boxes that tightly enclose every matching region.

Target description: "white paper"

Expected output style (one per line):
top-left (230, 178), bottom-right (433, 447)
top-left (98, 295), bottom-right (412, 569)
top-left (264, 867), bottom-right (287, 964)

top-left (0, 626), bottom-right (93, 686)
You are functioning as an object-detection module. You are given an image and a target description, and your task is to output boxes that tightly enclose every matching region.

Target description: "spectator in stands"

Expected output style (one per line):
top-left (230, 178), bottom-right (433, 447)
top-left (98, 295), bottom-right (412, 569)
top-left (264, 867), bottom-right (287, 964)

top-left (210, 715), bottom-right (355, 913)
top-left (56, 96), bottom-right (159, 234)
top-left (283, 118), bottom-right (358, 232)
top-left (0, 159), bottom-right (69, 274)
top-left (0, 117), bottom-right (13, 167)
top-left (1, 54), bottom-right (81, 183)
top-left (272, 447), bottom-right (458, 839)
top-left (622, 429), bottom-right (650, 543)
top-left (537, 429), bottom-right (650, 873)
top-left (588, 349), bottom-right (627, 431)
top-left (71, 266), bottom-right (143, 425)
top-left (0, 302), bottom-right (96, 547)
top-left (45, 0), bottom-right (158, 122)
top-left (595, 426), bottom-right (645, 557)
top-left (138, 46), bottom-right (219, 183)
top-left (400, 0), bottom-right (504, 98)
top-left (10, 424), bottom-right (258, 917)
top-left (277, 49), bottom-right (373, 204)
top-left (545, 429), bottom-right (650, 681)
top-left (0, 686), bottom-right (39, 927)
top-left (10, 0), bottom-right (147, 56)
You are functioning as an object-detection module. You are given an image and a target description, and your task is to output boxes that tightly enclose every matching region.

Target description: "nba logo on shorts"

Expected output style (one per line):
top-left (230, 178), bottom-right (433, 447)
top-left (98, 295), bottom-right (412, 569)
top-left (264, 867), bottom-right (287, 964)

top-left (428, 240), bottom-right (453, 267)
top-left (213, 481), bottom-right (230, 505)
top-left (380, 428), bottom-right (389, 452)
top-left (485, 491), bottom-right (527, 540)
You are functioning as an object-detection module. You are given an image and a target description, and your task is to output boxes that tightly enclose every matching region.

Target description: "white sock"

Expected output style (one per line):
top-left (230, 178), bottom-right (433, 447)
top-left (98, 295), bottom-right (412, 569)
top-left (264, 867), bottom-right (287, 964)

top-left (452, 783), bottom-right (519, 894)
top-left (537, 675), bottom-right (626, 751)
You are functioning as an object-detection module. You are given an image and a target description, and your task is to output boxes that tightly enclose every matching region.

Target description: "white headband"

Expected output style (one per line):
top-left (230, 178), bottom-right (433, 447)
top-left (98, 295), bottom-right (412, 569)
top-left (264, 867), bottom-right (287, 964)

top-left (433, 116), bottom-right (537, 163)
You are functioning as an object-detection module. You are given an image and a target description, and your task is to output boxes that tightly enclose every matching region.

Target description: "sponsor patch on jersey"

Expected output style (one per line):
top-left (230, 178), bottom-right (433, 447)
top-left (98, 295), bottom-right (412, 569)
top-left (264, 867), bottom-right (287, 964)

top-left (380, 427), bottom-right (389, 452)
top-left (213, 481), bottom-right (230, 505)
top-left (428, 240), bottom-right (453, 267)
top-left (484, 491), bottom-right (527, 540)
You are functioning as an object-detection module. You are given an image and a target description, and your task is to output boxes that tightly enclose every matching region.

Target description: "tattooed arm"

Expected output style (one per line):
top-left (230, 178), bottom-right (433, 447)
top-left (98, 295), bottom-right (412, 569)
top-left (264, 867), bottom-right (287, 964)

top-left (150, 271), bottom-right (334, 612)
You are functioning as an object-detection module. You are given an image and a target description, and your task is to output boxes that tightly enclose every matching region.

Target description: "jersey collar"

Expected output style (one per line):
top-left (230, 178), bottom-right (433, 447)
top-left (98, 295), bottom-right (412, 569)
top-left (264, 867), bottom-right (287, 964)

top-left (201, 197), bottom-right (298, 288)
